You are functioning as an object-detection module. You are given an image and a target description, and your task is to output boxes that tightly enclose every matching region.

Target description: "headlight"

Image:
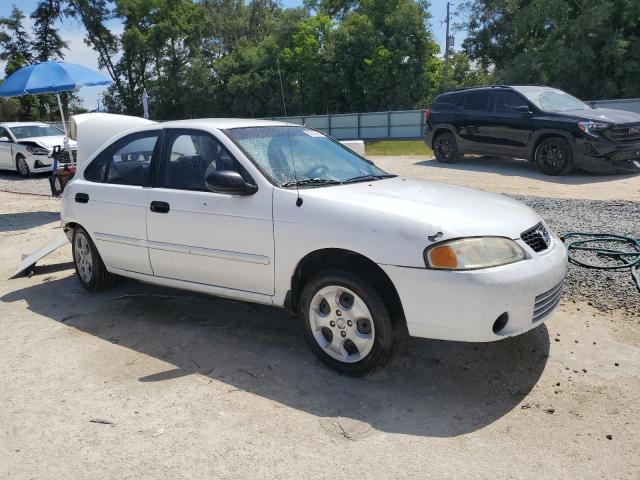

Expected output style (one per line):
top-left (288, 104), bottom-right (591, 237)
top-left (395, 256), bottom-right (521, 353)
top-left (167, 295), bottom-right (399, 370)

top-left (25, 145), bottom-right (50, 155)
top-left (424, 237), bottom-right (525, 270)
top-left (577, 121), bottom-right (607, 137)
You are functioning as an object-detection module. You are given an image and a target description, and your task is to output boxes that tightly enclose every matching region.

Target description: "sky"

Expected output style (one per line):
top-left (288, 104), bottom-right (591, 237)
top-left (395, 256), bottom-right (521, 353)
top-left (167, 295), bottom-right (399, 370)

top-left (0, 0), bottom-right (466, 110)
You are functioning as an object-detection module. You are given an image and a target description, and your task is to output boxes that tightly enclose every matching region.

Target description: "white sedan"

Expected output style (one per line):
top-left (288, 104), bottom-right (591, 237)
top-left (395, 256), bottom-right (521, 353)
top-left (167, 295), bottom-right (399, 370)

top-left (0, 122), bottom-right (77, 177)
top-left (60, 118), bottom-right (567, 374)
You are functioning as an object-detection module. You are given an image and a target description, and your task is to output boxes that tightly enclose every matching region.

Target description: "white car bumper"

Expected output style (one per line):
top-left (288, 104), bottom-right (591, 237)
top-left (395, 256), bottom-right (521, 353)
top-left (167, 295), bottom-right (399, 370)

top-left (27, 154), bottom-right (54, 173)
top-left (381, 237), bottom-right (568, 342)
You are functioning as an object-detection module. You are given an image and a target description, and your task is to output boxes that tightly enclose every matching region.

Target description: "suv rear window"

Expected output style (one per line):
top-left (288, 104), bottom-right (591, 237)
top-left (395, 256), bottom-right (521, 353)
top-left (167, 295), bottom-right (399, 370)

top-left (462, 91), bottom-right (490, 111)
top-left (436, 93), bottom-right (462, 107)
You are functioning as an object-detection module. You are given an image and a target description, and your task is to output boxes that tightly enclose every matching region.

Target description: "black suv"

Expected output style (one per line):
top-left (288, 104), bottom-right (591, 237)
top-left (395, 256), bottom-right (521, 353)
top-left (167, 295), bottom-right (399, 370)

top-left (424, 85), bottom-right (640, 175)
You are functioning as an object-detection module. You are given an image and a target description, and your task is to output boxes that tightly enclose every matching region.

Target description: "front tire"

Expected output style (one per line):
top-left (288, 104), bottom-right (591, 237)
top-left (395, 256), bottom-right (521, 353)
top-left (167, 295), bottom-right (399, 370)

top-left (299, 270), bottom-right (397, 375)
top-left (16, 155), bottom-right (30, 178)
top-left (535, 137), bottom-right (573, 175)
top-left (433, 131), bottom-right (458, 163)
top-left (72, 227), bottom-right (116, 291)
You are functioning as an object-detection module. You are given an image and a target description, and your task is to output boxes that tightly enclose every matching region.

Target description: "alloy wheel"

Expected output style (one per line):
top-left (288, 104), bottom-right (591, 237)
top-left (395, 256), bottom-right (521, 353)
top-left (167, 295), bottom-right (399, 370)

top-left (539, 143), bottom-right (565, 170)
top-left (74, 232), bottom-right (93, 283)
top-left (18, 157), bottom-right (29, 176)
top-left (308, 285), bottom-right (375, 363)
top-left (435, 136), bottom-right (453, 160)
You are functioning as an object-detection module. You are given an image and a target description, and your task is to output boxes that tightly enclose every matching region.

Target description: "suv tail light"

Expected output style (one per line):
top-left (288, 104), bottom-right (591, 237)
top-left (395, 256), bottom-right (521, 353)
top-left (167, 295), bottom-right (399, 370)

top-left (425, 108), bottom-right (432, 122)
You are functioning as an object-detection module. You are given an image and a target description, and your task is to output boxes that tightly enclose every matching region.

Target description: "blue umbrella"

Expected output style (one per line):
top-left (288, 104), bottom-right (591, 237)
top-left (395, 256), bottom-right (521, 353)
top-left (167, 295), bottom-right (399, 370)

top-left (0, 60), bottom-right (112, 137)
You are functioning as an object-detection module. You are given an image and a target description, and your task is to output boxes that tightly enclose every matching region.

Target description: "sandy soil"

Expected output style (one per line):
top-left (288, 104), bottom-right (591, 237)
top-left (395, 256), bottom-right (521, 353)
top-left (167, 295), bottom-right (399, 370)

top-left (371, 155), bottom-right (640, 201)
top-left (0, 190), bottom-right (638, 479)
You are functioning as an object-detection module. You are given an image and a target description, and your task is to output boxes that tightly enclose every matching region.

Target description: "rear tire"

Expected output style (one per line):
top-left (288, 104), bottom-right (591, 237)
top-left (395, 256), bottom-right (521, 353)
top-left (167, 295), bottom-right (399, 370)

top-left (16, 155), bottom-right (30, 178)
top-left (72, 226), bottom-right (116, 292)
top-left (299, 270), bottom-right (397, 375)
top-left (433, 131), bottom-right (458, 163)
top-left (535, 137), bottom-right (573, 175)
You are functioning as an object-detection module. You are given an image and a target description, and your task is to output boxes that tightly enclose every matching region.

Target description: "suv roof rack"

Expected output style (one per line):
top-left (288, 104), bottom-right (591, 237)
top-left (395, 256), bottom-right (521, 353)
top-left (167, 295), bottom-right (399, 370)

top-left (445, 85), bottom-right (511, 93)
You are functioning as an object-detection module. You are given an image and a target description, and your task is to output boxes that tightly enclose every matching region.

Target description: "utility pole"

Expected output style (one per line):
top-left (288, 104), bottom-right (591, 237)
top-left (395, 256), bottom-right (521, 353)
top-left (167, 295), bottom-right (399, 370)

top-left (445, 1), bottom-right (450, 64)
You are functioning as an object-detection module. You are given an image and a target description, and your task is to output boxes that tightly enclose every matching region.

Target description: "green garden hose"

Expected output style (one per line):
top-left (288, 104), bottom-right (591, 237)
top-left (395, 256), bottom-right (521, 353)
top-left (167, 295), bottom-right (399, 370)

top-left (562, 232), bottom-right (640, 292)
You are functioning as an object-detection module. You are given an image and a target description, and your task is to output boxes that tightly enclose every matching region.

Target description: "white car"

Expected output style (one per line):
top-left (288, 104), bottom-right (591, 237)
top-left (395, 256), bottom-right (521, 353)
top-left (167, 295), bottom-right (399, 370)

top-left (60, 118), bottom-right (567, 374)
top-left (0, 122), bottom-right (77, 177)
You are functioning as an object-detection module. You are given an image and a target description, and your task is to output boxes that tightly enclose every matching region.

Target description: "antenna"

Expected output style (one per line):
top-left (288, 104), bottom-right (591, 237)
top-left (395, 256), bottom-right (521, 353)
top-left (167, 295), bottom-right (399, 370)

top-left (277, 57), bottom-right (288, 118)
top-left (285, 125), bottom-right (302, 206)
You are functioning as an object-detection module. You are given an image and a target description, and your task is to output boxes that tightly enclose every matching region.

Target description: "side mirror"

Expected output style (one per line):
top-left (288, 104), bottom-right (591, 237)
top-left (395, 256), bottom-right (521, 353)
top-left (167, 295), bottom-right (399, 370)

top-left (205, 170), bottom-right (258, 195)
top-left (0, 136), bottom-right (10, 142)
top-left (513, 105), bottom-right (531, 114)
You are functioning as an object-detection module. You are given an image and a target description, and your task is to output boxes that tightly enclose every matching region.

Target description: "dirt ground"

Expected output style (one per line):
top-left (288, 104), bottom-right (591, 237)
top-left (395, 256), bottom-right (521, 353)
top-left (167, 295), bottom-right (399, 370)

top-left (372, 155), bottom-right (640, 201)
top-left (1, 165), bottom-right (639, 479)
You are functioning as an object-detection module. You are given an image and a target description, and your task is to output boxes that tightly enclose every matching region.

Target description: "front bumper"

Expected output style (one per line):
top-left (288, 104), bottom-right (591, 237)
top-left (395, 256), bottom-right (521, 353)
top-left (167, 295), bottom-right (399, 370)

top-left (381, 236), bottom-right (568, 342)
top-left (28, 154), bottom-right (54, 173)
top-left (572, 137), bottom-right (640, 174)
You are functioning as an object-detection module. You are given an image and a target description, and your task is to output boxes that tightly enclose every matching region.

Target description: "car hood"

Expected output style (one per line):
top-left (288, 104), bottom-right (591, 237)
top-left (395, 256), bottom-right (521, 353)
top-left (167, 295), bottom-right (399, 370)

top-left (558, 108), bottom-right (640, 124)
top-left (17, 135), bottom-right (77, 149)
top-left (302, 177), bottom-right (542, 240)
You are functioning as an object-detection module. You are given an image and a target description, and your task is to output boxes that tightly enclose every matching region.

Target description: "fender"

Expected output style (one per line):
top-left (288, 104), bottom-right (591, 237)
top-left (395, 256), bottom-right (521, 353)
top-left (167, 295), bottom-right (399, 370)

top-left (528, 129), bottom-right (574, 160)
top-left (426, 122), bottom-right (458, 148)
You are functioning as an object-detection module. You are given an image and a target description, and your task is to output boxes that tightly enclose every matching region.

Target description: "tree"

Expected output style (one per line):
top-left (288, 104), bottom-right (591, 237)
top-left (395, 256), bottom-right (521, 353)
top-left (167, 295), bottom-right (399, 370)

top-left (0, 3), bottom-right (72, 120)
top-left (462, 0), bottom-right (640, 99)
top-left (32, 0), bottom-right (68, 62)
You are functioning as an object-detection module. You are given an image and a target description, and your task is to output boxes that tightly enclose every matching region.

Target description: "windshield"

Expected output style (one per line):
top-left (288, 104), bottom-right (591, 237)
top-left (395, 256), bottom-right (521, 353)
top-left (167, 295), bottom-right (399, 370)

top-left (513, 86), bottom-right (591, 112)
top-left (9, 124), bottom-right (64, 139)
top-left (224, 126), bottom-right (390, 187)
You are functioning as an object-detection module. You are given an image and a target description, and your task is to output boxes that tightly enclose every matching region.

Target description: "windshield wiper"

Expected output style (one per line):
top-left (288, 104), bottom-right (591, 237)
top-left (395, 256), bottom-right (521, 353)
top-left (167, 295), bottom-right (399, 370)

top-left (342, 174), bottom-right (396, 184)
top-left (282, 178), bottom-right (341, 187)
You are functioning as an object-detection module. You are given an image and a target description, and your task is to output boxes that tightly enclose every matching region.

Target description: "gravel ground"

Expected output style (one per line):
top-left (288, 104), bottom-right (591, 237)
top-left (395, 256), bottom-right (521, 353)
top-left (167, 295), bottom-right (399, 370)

top-left (512, 195), bottom-right (639, 316)
top-left (0, 172), bottom-right (52, 196)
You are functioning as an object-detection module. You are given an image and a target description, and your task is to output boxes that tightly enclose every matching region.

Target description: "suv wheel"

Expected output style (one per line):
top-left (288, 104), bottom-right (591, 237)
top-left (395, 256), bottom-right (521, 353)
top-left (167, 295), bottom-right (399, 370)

top-left (433, 131), bottom-right (458, 163)
top-left (72, 226), bottom-right (116, 291)
top-left (299, 270), bottom-right (397, 375)
top-left (535, 137), bottom-right (573, 175)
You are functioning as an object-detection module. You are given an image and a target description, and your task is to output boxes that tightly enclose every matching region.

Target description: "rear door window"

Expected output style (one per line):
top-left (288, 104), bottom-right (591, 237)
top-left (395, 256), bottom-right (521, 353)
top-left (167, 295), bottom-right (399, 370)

top-left (494, 91), bottom-right (528, 113)
top-left (85, 130), bottom-right (160, 185)
top-left (463, 91), bottom-right (490, 111)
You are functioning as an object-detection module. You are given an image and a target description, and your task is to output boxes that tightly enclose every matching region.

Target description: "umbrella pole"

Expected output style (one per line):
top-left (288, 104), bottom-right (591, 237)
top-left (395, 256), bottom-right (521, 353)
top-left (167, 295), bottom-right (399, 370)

top-left (56, 92), bottom-right (68, 137)
top-left (54, 92), bottom-right (71, 172)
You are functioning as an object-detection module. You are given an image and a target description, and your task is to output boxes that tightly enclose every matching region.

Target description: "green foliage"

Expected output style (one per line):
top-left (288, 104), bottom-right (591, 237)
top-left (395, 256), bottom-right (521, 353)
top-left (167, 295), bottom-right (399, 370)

top-left (424, 51), bottom-right (497, 105)
top-left (0, 97), bottom-right (21, 121)
top-left (0, 3), bottom-right (78, 121)
top-left (463, 0), bottom-right (640, 99)
top-left (211, 0), bottom-right (440, 117)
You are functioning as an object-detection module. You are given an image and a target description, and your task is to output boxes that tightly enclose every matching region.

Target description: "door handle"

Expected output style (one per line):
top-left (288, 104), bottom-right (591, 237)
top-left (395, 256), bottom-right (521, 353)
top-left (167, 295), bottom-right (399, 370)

top-left (150, 201), bottom-right (170, 213)
top-left (75, 193), bottom-right (89, 203)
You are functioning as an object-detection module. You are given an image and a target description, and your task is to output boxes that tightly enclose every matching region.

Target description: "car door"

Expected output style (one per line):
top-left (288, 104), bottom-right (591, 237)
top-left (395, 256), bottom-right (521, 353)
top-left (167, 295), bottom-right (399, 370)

top-left (0, 126), bottom-right (15, 169)
top-left (146, 128), bottom-right (275, 295)
top-left (456, 90), bottom-right (493, 152)
top-left (485, 90), bottom-right (533, 153)
top-left (70, 129), bottom-right (161, 275)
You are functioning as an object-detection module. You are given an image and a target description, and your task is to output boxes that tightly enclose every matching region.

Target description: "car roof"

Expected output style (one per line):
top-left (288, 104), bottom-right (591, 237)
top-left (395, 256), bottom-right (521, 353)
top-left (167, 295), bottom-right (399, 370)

top-left (157, 118), bottom-right (302, 130)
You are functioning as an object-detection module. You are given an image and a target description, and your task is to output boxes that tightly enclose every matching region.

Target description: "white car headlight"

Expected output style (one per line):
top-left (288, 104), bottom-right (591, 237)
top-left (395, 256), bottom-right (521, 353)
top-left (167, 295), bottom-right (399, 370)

top-left (424, 237), bottom-right (525, 270)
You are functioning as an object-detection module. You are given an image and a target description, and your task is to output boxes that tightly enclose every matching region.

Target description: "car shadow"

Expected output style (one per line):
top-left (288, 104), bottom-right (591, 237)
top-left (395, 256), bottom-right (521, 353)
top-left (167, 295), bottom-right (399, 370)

top-left (0, 211), bottom-right (60, 232)
top-left (416, 156), bottom-right (639, 185)
top-left (1, 275), bottom-right (550, 438)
